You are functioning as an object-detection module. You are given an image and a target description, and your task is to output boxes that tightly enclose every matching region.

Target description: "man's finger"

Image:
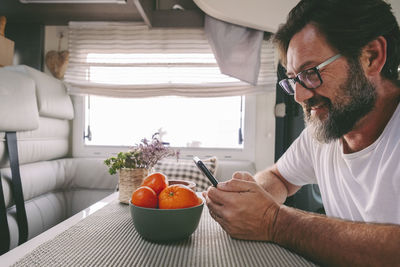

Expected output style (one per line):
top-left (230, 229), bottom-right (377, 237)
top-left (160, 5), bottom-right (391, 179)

top-left (207, 180), bottom-right (257, 206)
top-left (217, 178), bottom-right (256, 193)
top-left (208, 208), bottom-right (231, 234)
top-left (207, 186), bottom-right (245, 206)
top-left (205, 196), bottom-right (231, 232)
top-left (205, 192), bottom-right (225, 218)
top-left (232, 171), bottom-right (255, 182)
top-left (206, 187), bottom-right (227, 205)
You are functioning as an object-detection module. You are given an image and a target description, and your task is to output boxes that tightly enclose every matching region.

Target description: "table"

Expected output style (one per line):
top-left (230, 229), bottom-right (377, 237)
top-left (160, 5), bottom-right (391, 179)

top-left (3, 193), bottom-right (317, 267)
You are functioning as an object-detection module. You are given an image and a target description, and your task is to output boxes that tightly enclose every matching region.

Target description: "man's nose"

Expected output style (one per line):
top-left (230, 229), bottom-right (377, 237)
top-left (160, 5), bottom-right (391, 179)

top-left (294, 83), bottom-right (314, 104)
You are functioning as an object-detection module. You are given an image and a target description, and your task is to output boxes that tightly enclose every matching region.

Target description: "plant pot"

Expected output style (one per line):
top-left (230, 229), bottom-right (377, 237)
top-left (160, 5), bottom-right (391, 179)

top-left (119, 168), bottom-right (149, 204)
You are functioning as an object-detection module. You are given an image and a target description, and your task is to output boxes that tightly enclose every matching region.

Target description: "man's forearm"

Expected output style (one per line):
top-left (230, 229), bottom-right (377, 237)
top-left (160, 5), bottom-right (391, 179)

top-left (273, 206), bottom-right (400, 266)
top-left (254, 173), bottom-right (287, 204)
top-left (254, 166), bottom-right (298, 204)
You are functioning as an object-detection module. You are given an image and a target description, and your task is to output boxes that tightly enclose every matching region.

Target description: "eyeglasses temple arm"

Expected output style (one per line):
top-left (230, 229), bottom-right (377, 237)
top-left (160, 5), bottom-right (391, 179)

top-left (316, 54), bottom-right (342, 70)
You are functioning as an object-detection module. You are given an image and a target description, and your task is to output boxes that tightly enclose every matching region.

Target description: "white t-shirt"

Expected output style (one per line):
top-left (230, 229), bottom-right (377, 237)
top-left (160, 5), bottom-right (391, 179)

top-left (277, 104), bottom-right (400, 224)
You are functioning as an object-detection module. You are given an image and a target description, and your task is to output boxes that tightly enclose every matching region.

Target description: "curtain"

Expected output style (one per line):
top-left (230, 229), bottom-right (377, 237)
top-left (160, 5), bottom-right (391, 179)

top-left (64, 22), bottom-right (277, 98)
top-left (204, 15), bottom-right (264, 85)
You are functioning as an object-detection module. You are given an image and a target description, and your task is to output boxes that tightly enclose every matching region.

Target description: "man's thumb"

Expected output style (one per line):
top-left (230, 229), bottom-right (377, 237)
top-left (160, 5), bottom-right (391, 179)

top-left (232, 171), bottom-right (255, 182)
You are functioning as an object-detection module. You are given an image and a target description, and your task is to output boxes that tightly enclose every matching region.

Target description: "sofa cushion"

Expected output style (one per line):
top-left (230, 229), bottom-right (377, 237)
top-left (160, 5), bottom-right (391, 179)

top-left (0, 69), bottom-right (39, 131)
top-left (63, 158), bottom-right (117, 190)
top-left (0, 161), bottom-right (66, 208)
top-left (6, 191), bottom-right (68, 249)
top-left (0, 117), bottom-right (71, 168)
top-left (155, 157), bottom-right (218, 191)
top-left (215, 160), bottom-right (256, 181)
top-left (0, 158), bottom-right (117, 209)
top-left (1, 157), bottom-right (117, 250)
top-left (3, 65), bottom-right (74, 120)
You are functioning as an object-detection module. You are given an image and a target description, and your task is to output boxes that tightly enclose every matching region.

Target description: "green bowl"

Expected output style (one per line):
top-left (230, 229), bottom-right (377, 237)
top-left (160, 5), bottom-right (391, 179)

top-left (129, 199), bottom-right (204, 242)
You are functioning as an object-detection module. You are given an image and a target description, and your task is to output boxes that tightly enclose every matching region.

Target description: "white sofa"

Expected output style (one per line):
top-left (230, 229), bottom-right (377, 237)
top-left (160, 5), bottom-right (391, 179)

top-left (215, 160), bottom-right (256, 182)
top-left (0, 65), bottom-right (117, 251)
top-left (0, 65), bottom-right (256, 252)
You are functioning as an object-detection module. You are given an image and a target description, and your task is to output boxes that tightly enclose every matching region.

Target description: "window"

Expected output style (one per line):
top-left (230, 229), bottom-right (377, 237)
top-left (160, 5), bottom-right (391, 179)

top-left (67, 23), bottom-right (269, 160)
top-left (72, 94), bottom-right (256, 161)
top-left (85, 95), bottom-right (244, 149)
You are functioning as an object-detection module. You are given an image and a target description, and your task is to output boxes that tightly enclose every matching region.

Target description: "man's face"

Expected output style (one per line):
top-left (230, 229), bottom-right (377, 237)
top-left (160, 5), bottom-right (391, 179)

top-left (302, 60), bottom-right (377, 143)
top-left (286, 24), bottom-right (377, 143)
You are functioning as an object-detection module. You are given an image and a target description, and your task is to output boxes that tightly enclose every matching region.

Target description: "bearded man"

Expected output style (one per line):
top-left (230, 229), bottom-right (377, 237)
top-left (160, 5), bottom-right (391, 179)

top-left (203, 0), bottom-right (400, 266)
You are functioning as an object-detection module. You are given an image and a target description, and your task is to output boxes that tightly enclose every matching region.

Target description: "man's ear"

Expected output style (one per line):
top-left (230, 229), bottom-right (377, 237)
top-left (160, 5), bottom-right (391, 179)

top-left (360, 36), bottom-right (387, 77)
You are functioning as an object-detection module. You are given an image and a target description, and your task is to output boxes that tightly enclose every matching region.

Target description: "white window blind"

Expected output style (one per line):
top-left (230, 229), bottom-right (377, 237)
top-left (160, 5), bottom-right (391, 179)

top-left (65, 22), bottom-right (277, 98)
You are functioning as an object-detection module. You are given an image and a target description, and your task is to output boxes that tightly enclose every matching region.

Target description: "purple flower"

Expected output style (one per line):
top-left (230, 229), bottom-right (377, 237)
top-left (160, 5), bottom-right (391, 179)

top-left (127, 133), bottom-right (178, 169)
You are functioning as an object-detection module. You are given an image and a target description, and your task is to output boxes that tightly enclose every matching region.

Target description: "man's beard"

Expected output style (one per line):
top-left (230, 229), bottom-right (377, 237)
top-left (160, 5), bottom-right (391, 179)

top-left (303, 60), bottom-right (377, 143)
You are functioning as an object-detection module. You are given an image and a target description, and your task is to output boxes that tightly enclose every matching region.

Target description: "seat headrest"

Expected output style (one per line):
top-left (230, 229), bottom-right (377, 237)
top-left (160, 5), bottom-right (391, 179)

top-left (3, 65), bottom-right (74, 120)
top-left (0, 69), bottom-right (39, 131)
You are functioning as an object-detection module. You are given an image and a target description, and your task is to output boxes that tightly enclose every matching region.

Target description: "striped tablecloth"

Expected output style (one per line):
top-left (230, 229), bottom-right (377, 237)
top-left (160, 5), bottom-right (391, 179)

top-left (13, 200), bottom-right (317, 267)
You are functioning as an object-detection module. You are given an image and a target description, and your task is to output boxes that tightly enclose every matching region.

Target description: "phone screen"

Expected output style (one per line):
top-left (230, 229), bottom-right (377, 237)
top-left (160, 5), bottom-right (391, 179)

top-left (193, 157), bottom-right (219, 187)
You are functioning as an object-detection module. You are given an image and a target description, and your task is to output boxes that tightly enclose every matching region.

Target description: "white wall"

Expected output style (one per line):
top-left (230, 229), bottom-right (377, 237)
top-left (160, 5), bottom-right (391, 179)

top-left (388, 0), bottom-right (400, 24)
top-left (43, 26), bottom-right (69, 77)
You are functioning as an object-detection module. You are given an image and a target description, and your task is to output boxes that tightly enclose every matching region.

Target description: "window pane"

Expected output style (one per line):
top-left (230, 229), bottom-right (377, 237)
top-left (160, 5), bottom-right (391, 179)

top-left (86, 95), bottom-right (244, 149)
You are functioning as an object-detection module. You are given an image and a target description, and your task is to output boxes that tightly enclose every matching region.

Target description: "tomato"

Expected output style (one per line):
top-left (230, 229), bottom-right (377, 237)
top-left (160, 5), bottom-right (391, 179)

top-left (141, 172), bottom-right (168, 195)
top-left (131, 186), bottom-right (158, 208)
top-left (158, 185), bottom-right (199, 209)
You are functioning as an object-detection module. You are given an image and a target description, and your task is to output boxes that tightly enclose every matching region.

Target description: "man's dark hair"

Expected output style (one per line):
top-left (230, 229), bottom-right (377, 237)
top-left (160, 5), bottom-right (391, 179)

top-left (274, 0), bottom-right (400, 83)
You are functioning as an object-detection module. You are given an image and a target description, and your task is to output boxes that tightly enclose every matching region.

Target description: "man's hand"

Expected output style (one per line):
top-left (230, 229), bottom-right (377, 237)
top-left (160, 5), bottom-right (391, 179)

top-left (203, 172), bottom-right (281, 241)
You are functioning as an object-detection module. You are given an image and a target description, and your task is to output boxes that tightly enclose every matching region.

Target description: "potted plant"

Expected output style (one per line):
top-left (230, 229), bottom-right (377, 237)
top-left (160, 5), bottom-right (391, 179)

top-left (104, 133), bottom-right (177, 204)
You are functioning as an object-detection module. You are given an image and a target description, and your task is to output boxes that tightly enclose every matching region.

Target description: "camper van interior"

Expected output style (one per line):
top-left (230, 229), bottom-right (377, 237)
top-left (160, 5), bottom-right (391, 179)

top-left (0, 0), bottom-right (399, 266)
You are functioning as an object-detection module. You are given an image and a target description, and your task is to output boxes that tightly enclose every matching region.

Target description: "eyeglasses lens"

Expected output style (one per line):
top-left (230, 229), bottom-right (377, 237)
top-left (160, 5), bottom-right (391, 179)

top-left (298, 69), bottom-right (321, 89)
top-left (279, 69), bottom-right (322, 95)
top-left (279, 79), bottom-right (295, 95)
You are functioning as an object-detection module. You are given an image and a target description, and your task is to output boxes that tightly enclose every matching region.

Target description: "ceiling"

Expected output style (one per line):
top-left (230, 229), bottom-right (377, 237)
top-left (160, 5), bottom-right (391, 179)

top-left (0, 0), bottom-right (142, 25)
top-left (0, 0), bottom-right (203, 26)
top-left (3, 0), bottom-right (397, 33)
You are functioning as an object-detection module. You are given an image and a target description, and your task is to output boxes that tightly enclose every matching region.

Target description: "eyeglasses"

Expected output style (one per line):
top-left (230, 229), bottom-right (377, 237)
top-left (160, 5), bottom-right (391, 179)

top-left (279, 54), bottom-right (342, 95)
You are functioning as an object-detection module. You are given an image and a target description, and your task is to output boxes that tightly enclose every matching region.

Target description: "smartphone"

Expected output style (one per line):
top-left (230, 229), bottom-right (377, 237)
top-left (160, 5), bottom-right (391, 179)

top-left (193, 156), bottom-right (219, 187)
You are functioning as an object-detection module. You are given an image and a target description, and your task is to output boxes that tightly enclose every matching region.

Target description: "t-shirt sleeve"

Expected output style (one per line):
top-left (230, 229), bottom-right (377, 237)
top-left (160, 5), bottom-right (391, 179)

top-left (276, 128), bottom-right (317, 186)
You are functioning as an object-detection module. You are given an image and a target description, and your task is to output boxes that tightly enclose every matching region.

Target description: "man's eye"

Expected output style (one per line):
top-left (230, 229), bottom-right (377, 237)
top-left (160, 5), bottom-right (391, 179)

top-left (303, 70), bottom-right (318, 78)
top-left (304, 69), bottom-right (316, 75)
